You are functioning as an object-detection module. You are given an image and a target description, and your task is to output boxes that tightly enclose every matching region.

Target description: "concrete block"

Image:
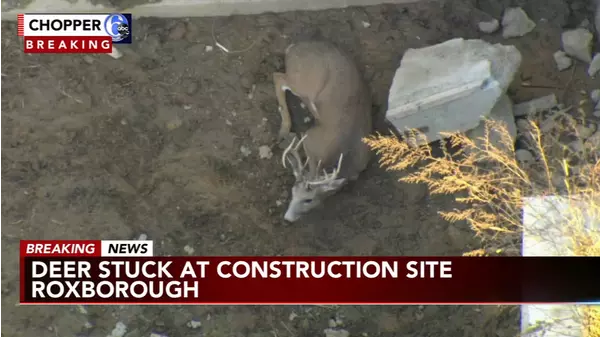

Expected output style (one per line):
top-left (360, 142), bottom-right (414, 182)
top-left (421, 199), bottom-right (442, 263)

top-left (464, 94), bottom-right (516, 155)
top-left (521, 195), bottom-right (599, 337)
top-left (386, 38), bottom-right (521, 144)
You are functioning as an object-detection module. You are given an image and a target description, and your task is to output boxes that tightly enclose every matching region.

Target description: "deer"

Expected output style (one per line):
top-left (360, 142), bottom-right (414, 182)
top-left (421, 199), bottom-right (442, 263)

top-left (272, 40), bottom-right (373, 223)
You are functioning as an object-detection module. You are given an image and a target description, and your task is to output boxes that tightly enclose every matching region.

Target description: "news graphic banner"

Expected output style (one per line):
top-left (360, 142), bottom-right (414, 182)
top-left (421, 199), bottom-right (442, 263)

top-left (20, 240), bottom-right (599, 305)
top-left (17, 13), bottom-right (132, 53)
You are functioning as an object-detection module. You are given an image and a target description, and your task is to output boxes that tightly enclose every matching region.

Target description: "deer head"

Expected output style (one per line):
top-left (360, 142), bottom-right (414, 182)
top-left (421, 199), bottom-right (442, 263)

top-left (281, 135), bottom-right (347, 222)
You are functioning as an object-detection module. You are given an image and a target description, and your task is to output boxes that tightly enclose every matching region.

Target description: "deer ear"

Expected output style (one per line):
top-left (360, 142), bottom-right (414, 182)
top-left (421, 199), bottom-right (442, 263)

top-left (322, 178), bottom-right (346, 192)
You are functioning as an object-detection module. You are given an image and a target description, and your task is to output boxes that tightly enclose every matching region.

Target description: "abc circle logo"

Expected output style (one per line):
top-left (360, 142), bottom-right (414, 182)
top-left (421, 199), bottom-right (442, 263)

top-left (104, 13), bottom-right (130, 42)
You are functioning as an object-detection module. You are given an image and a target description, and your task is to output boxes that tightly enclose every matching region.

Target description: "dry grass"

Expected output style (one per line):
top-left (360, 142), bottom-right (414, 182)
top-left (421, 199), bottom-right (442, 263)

top-left (364, 105), bottom-right (600, 336)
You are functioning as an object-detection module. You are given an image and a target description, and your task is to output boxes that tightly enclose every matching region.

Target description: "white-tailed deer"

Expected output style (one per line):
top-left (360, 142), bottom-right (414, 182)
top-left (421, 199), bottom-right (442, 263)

top-left (273, 40), bottom-right (373, 222)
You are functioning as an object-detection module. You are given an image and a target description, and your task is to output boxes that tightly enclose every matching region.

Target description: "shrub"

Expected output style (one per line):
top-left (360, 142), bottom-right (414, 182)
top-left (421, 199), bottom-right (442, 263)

top-left (363, 106), bottom-right (599, 336)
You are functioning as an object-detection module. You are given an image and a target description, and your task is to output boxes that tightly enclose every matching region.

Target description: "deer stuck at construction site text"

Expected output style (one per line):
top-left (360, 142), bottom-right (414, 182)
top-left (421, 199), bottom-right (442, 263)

top-left (272, 40), bottom-right (373, 223)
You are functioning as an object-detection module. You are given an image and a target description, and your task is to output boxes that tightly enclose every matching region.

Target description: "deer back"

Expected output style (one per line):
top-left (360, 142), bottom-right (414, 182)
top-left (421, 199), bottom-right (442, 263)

top-left (284, 40), bottom-right (373, 179)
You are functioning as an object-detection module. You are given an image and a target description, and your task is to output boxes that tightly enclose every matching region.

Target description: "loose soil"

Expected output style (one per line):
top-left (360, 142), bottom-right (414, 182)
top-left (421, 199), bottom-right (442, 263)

top-left (2, 0), bottom-right (598, 336)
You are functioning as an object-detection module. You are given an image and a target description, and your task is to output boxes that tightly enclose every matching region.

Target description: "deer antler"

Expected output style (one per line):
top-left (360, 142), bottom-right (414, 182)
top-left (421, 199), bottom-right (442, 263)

top-left (282, 134), bottom-right (309, 179)
top-left (306, 152), bottom-right (344, 186)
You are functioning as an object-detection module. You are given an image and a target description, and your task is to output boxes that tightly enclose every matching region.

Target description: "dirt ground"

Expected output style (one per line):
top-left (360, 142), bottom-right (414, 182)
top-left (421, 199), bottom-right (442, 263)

top-left (2, 0), bottom-right (599, 336)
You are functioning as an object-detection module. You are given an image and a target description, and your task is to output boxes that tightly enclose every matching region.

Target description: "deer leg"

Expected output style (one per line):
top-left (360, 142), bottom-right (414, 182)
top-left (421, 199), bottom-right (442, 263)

top-left (273, 72), bottom-right (293, 140)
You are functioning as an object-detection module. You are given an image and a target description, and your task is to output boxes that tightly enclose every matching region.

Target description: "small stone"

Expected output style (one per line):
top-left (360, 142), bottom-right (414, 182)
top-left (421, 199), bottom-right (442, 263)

top-left (576, 123), bottom-right (597, 140)
top-left (570, 165), bottom-right (581, 175)
top-left (84, 321), bottom-right (94, 329)
top-left (569, 140), bottom-right (585, 154)
top-left (361, 21), bottom-right (371, 28)
top-left (587, 54), bottom-right (600, 77)
top-left (516, 119), bottom-right (531, 133)
top-left (561, 28), bottom-right (593, 63)
top-left (551, 173), bottom-right (566, 190)
top-left (585, 128), bottom-right (600, 147)
top-left (288, 312), bottom-right (298, 321)
top-left (590, 89), bottom-right (600, 104)
top-left (183, 245), bottom-right (194, 255)
top-left (515, 149), bottom-right (535, 166)
top-left (258, 145), bottom-right (273, 159)
top-left (205, 45), bottom-right (214, 52)
top-left (580, 18), bottom-right (591, 29)
top-left (77, 305), bottom-right (88, 314)
top-left (225, 119), bottom-right (232, 126)
top-left (186, 320), bottom-right (202, 329)
top-left (275, 200), bottom-right (283, 206)
top-left (138, 233), bottom-right (148, 240)
top-left (501, 8), bottom-right (536, 38)
top-left (83, 55), bottom-right (95, 64)
top-left (478, 19), bottom-right (500, 33)
top-left (109, 322), bottom-right (127, 337)
top-left (328, 319), bottom-right (337, 328)
top-left (108, 46), bottom-right (123, 59)
top-left (324, 328), bottom-right (350, 337)
top-left (240, 145), bottom-right (252, 157)
top-left (513, 94), bottom-right (558, 117)
top-left (553, 51), bottom-right (572, 71)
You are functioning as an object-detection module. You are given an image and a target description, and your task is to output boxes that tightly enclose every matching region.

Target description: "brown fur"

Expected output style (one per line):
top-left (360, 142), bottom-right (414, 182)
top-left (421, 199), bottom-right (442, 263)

top-left (273, 40), bottom-right (373, 181)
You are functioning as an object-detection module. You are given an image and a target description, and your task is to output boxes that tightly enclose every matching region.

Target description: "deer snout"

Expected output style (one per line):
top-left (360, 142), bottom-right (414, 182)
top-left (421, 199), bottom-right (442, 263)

top-left (283, 207), bottom-right (301, 223)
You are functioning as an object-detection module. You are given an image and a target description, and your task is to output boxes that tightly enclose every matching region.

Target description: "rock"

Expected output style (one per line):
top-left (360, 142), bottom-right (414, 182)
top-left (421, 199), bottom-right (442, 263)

top-left (324, 328), bottom-right (350, 337)
top-left (258, 145), bottom-right (273, 159)
top-left (513, 94), bottom-right (558, 117)
top-left (516, 118), bottom-right (531, 133)
top-left (516, 149), bottom-right (535, 166)
top-left (590, 89), bottom-right (600, 104)
top-left (108, 46), bottom-right (123, 59)
top-left (186, 320), bottom-right (202, 329)
top-left (585, 128), bottom-right (600, 148)
top-left (588, 54), bottom-right (600, 77)
top-left (553, 51), bottom-right (572, 71)
top-left (576, 123), bottom-right (598, 140)
top-left (82, 55), bottom-right (95, 64)
top-left (568, 140), bottom-right (584, 156)
top-left (501, 8), bottom-right (536, 38)
top-left (386, 38), bottom-right (521, 145)
top-left (465, 94), bottom-right (516, 155)
top-left (240, 145), bottom-right (252, 157)
top-left (478, 19), bottom-right (500, 33)
top-left (551, 172), bottom-right (566, 190)
top-left (109, 322), bottom-right (127, 337)
top-left (205, 45), bottom-right (213, 52)
top-left (183, 245), bottom-right (195, 255)
top-left (561, 28), bottom-right (593, 63)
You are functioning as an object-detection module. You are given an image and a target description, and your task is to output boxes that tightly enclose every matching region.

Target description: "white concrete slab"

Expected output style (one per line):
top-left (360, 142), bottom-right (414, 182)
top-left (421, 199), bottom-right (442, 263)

top-left (521, 195), bottom-right (599, 337)
top-left (385, 38), bottom-right (521, 144)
